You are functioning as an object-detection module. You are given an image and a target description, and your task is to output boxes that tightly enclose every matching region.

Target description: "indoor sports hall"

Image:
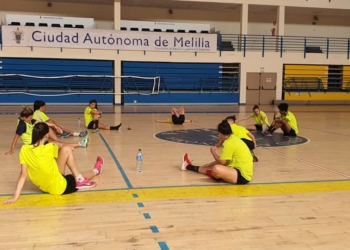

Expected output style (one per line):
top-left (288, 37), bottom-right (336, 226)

top-left (1, 0), bottom-right (350, 249)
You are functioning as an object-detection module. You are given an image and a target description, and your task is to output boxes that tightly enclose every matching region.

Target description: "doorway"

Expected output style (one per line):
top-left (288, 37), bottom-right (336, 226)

top-left (246, 72), bottom-right (277, 105)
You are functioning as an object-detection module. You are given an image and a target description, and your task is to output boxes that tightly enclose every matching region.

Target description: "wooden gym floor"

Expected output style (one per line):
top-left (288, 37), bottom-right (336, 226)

top-left (1, 104), bottom-right (350, 250)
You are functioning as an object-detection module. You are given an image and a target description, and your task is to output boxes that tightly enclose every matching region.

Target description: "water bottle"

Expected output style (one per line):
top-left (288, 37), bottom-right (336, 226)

top-left (77, 118), bottom-right (81, 132)
top-left (136, 149), bottom-right (143, 173)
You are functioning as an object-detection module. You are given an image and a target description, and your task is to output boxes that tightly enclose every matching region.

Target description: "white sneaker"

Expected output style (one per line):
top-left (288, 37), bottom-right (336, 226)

top-left (181, 153), bottom-right (192, 171)
top-left (92, 128), bottom-right (100, 133)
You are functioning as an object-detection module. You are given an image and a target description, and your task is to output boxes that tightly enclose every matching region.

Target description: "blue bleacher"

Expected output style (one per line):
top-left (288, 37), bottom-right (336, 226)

top-left (0, 58), bottom-right (114, 92)
top-left (122, 62), bottom-right (222, 91)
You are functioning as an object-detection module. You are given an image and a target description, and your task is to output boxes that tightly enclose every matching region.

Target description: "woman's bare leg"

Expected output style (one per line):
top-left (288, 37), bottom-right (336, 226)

top-left (56, 145), bottom-right (95, 179)
top-left (179, 107), bottom-right (185, 115)
top-left (171, 107), bottom-right (178, 115)
top-left (98, 123), bottom-right (111, 130)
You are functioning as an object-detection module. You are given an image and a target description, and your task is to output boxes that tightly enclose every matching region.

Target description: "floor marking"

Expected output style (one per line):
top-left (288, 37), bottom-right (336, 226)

top-left (267, 148), bottom-right (350, 178)
top-left (150, 226), bottom-right (159, 233)
top-left (99, 133), bottom-right (133, 188)
top-left (158, 242), bottom-right (170, 250)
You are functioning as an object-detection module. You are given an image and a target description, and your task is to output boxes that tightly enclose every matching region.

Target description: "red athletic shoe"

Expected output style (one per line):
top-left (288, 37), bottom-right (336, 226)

top-left (181, 153), bottom-right (192, 171)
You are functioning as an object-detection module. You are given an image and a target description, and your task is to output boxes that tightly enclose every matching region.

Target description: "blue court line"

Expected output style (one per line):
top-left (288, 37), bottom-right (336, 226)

top-left (150, 226), bottom-right (159, 233)
top-left (98, 133), bottom-right (133, 188)
top-left (158, 242), bottom-right (170, 250)
top-left (143, 213), bottom-right (151, 219)
top-left (137, 202), bottom-right (144, 207)
top-left (132, 193), bottom-right (139, 198)
top-left (299, 126), bottom-right (350, 137)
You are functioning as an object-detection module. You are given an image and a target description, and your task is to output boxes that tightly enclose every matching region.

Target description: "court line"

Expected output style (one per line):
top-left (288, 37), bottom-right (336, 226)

top-left (2, 178), bottom-right (350, 197)
top-left (98, 133), bottom-right (133, 188)
top-left (299, 126), bottom-right (350, 137)
top-left (1, 180), bottom-right (350, 209)
top-left (267, 148), bottom-right (350, 178)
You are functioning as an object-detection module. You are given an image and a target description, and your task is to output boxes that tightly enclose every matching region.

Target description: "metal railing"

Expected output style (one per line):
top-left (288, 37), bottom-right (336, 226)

top-left (0, 75), bottom-right (114, 93)
top-left (283, 77), bottom-right (327, 96)
top-left (218, 34), bottom-right (350, 58)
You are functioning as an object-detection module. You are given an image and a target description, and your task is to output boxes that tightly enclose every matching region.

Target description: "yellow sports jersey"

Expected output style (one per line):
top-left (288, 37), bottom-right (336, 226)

top-left (19, 143), bottom-right (67, 195)
top-left (220, 135), bottom-right (253, 181)
top-left (84, 107), bottom-right (94, 127)
top-left (251, 111), bottom-right (270, 126)
top-left (230, 124), bottom-right (252, 141)
top-left (280, 111), bottom-right (298, 134)
top-left (16, 119), bottom-right (35, 145)
top-left (33, 110), bottom-right (49, 122)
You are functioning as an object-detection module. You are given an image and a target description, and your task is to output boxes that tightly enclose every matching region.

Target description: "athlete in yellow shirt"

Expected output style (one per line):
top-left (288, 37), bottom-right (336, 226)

top-left (236, 105), bottom-right (270, 131)
top-left (84, 99), bottom-right (122, 133)
top-left (216, 116), bottom-right (258, 162)
top-left (180, 120), bottom-right (253, 184)
top-left (263, 103), bottom-right (298, 137)
top-left (33, 100), bottom-right (88, 138)
top-left (5, 107), bottom-right (88, 155)
top-left (3, 122), bottom-right (104, 204)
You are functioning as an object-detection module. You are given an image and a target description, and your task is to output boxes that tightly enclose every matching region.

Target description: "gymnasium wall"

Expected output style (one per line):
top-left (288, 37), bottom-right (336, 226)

top-left (1, 0), bottom-right (350, 104)
top-left (283, 64), bottom-right (350, 103)
top-left (2, 0), bottom-right (350, 37)
top-left (0, 58), bottom-right (114, 104)
top-left (2, 43), bottom-right (350, 104)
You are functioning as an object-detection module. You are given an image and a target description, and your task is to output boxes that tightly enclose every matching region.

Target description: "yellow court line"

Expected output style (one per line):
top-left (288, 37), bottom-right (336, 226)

top-left (1, 181), bottom-right (350, 209)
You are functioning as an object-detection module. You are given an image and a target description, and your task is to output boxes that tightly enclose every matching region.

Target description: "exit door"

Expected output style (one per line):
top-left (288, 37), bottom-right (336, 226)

top-left (246, 72), bottom-right (277, 105)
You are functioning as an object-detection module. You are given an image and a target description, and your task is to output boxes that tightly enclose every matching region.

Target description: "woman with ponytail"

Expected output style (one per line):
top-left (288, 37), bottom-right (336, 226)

top-left (4, 122), bottom-right (104, 204)
top-left (5, 107), bottom-right (88, 155)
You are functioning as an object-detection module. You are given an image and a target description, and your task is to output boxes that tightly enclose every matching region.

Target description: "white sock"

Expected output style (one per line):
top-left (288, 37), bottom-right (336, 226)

top-left (93, 169), bottom-right (99, 175)
top-left (73, 132), bottom-right (80, 137)
top-left (76, 174), bottom-right (85, 182)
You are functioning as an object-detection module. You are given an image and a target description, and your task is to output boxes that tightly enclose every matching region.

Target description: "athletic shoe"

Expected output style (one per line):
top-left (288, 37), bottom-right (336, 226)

top-left (79, 136), bottom-right (88, 148)
top-left (79, 131), bottom-right (88, 137)
top-left (76, 178), bottom-right (96, 189)
top-left (181, 153), bottom-right (192, 171)
top-left (61, 131), bottom-right (70, 138)
top-left (94, 156), bottom-right (104, 176)
top-left (262, 130), bottom-right (272, 136)
top-left (92, 128), bottom-right (100, 133)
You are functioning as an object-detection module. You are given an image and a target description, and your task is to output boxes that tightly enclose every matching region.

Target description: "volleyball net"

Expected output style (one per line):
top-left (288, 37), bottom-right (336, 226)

top-left (0, 74), bottom-right (161, 96)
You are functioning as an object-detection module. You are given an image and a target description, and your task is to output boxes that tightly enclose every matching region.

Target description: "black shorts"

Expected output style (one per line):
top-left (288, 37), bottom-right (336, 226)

top-left (172, 114), bottom-right (185, 125)
top-left (234, 168), bottom-right (250, 185)
top-left (241, 138), bottom-right (255, 151)
top-left (62, 174), bottom-right (78, 195)
top-left (87, 121), bottom-right (95, 129)
top-left (284, 128), bottom-right (297, 137)
top-left (254, 124), bottom-right (263, 131)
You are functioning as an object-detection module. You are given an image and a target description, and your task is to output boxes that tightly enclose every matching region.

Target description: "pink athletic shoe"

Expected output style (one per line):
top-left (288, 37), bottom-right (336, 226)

top-left (94, 156), bottom-right (104, 175)
top-left (76, 178), bottom-right (96, 189)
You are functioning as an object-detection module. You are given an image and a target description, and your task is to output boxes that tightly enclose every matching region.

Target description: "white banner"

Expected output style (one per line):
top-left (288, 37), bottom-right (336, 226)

top-left (1, 26), bottom-right (217, 53)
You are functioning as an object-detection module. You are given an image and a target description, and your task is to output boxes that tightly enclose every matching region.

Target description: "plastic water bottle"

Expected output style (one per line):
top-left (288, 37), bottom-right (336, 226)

top-left (77, 118), bottom-right (81, 132)
top-left (136, 149), bottom-right (143, 173)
